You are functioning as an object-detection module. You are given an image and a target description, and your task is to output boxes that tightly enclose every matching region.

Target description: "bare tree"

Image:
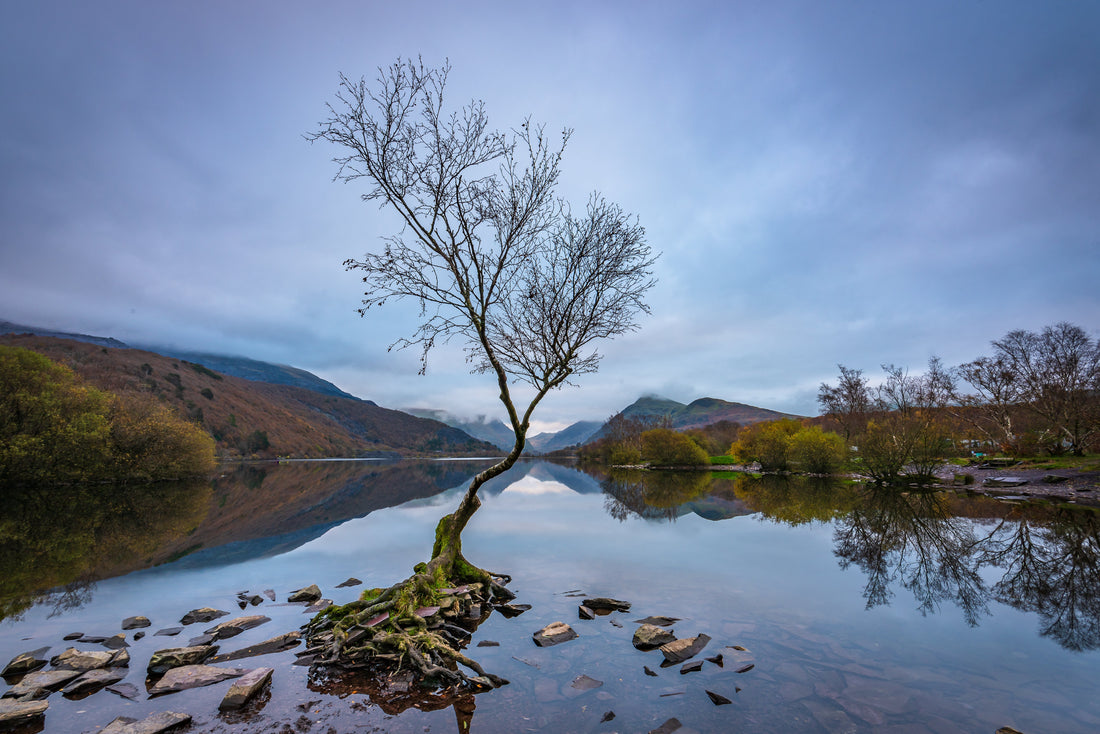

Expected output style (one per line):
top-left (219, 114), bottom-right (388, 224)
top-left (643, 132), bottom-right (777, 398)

top-left (818, 364), bottom-right (872, 441)
top-left (303, 59), bottom-right (657, 685)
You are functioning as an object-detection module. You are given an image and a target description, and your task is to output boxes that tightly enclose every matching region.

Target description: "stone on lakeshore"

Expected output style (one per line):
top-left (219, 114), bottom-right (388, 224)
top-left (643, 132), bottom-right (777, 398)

top-left (61, 667), bottom-right (126, 697)
top-left (204, 615), bottom-right (270, 640)
top-left (335, 577), bottom-right (362, 588)
top-left (578, 605), bottom-right (595, 620)
top-left (49, 647), bottom-right (115, 672)
top-left (532, 622), bottom-right (578, 647)
top-left (582, 597), bottom-right (631, 613)
top-left (476, 640), bottom-right (500, 647)
top-left (985, 476), bottom-right (1028, 487)
top-left (1043, 474), bottom-right (1070, 484)
top-left (601, 711), bottom-right (616, 723)
top-left (287, 584), bottom-right (322, 603)
top-left (494, 603), bottom-right (532, 618)
top-left (659, 634), bottom-right (711, 665)
top-left (569, 674), bottom-right (602, 691)
top-left (148, 664), bottom-right (246, 695)
top-left (0, 699), bottom-right (48, 728)
top-left (155, 627), bottom-right (184, 637)
top-left (133, 631), bottom-right (145, 641)
top-left (2, 647), bottom-right (50, 678)
top-left (237, 594), bottom-right (264, 607)
top-left (633, 623), bottom-right (676, 651)
top-left (633, 616), bottom-right (679, 627)
top-left (109, 648), bottom-right (130, 668)
top-left (63, 632), bottom-right (83, 641)
top-left (180, 607), bottom-right (228, 625)
top-left (147, 645), bottom-right (219, 675)
top-left (680, 660), bottom-right (703, 674)
top-left (648, 718), bottom-right (682, 734)
top-left (102, 633), bottom-right (129, 649)
top-left (77, 636), bottom-right (108, 644)
top-left (101, 710), bottom-right (192, 733)
top-left (706, 689), bottom-right (732, 705)
top-left (186, 634), bottom-right (216, 647)
top-left (219, 666), bottom-right (273, 710)
top-left (208, 632), bottom-right (300, 663)
top-left (705, 653), bottom-right (724, 667)
top-left (305, 599), bottom-right (333, 613)
top-left (644, 666), bottom-right (658, 677)
top-left (3, 669), bottom-right (80, 700)
top-left (121, 616), bottom-right (151, 630)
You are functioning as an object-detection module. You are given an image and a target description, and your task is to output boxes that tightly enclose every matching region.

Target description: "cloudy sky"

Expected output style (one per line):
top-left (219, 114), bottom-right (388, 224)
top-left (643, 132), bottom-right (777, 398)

top-left (2, 1), bottom-right (1098, 433)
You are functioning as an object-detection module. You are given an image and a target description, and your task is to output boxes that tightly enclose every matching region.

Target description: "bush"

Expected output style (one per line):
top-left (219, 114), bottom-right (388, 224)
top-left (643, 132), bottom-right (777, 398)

top-left (730, 418), bottom-right (802, 471)
top-left (788, 426), bottom-right (848, 474)
top-left (640, 428), bottom-right (710, 466)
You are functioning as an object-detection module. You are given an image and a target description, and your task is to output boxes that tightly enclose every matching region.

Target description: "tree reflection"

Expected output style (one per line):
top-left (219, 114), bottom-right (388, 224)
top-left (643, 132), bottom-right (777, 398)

top-left (727, 473), bottom-right (861, 526)
top-left (600, 469), bottom-right (716, 522)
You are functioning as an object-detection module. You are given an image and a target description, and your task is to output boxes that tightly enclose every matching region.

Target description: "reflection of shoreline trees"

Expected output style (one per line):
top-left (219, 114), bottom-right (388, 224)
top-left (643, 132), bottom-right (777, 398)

top-left (593, 467), bottom-right (1100, 651)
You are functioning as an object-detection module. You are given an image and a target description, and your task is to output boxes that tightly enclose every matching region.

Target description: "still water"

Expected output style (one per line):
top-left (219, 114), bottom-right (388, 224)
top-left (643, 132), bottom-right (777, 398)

top-left (3, 459), bottom-right (1100, 732)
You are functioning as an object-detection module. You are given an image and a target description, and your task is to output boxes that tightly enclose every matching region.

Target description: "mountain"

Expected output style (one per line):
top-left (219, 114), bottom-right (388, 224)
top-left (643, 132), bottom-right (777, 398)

top-left (527, 420), bottom-right (603, 453)
top-left (588, 395), bottom-right (801, 442)
top-left (405, 409), bottom-right (516, 451)
top-left (0, 333), bottom-right (499, 459)
top-left (0, 319), bottom-right (128, 349)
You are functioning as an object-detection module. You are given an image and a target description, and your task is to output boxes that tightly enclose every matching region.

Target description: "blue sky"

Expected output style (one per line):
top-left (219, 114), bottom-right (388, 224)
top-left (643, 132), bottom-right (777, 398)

top-left (2, 1), bottom-right (1098, 432)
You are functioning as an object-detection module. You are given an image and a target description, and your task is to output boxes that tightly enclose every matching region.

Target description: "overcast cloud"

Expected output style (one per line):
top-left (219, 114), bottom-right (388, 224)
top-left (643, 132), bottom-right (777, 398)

top-left (2, 1), bottom-right (1098, 432)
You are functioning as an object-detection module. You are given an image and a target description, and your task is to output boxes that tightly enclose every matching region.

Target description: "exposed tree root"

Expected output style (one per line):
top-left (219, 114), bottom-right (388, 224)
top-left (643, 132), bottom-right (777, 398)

top-left (303, 509), bottom-right (516, 692)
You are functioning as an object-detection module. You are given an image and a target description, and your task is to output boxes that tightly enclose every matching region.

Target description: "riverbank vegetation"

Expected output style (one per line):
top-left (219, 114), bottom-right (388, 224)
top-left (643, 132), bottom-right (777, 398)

top-left (0, 346), bottom-right (216, 486)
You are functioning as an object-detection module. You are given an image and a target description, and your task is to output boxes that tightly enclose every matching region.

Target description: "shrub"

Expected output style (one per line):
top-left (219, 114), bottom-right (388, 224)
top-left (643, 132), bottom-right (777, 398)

top-left (788, 426), bottom-right (848, 474)
top-left (640, 428), bottom-right (710, 466)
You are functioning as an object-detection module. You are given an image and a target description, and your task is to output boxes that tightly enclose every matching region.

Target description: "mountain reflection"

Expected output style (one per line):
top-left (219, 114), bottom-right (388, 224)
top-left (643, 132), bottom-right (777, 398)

top-left (585, 467), bottom-right (1100, 651)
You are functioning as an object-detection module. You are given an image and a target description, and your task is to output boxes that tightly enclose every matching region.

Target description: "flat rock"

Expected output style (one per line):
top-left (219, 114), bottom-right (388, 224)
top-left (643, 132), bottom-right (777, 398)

top-left (1043, 474), bottom-right (1070, 484)
top-left (62, 632), bottom-right (83, 641)
top-left (706, 689), bottom-right (732, 705)
top-left (644, 665), bottom-right (658, 677)
top-left (219, 666), bottom-right (273, 710)
top-left (533, 622), bottom-right (578, 647)
top-left (3, 669), bottom-right (80, 700)
top-left (569, 674), bottom-right (603, 691)
top-left (148, 645), bottom-right (219, 675)
top-left (660, 634), bottom-right (711, 665)
top-left (49, 647), bottom-right (115, 672)
top-left (204, 615), bottom-right (270, 640)
top-left (494, 603), bottom-right (532, 618)
top-left (633, 623), bottom-right (676, 651)
top-left (180, 607), bottom-right (228, 625)
top-left (109, 648), bottom-right (130, 668)
top-left (306, 599), bottom-right (333, 613)
top-left (648, 718), bottom-right (682, 734)
top-left (186, 633), bottom-right (216, 647)
top-left (102, 633), bottom-right (129, 649)
top-left (101, 710), bottom-right (192, 733)
top-left (155, 627), bottom-right (184, 637)
top-left (0, 699), bottom-right (48, 727)
top-left (208, 632), bottom-right (301, 663)
top-left (476, 640), bottom-right (500, 647)
top-left (237, 594), bottom-right (264, 607)
top-left (62, 667), bottom-right (126, 696)
top-left (106, 682), bottom-right (141, 700)
top-left (985, 476), bottom-right (1028, 487)
top-left (287, 584), bottom-right (322, 603)
top-left (680, 660), bottom-right (704, 674)
top-left (2, 647), bottom-right (50, 677)
top-left (582, 597), bottom-right (631, 613)
top-left (148, 664), bottom-right (247, 695)
top-left (121, 616), bottom-right (151, 630)
top-left (578, 605), bottom-right (595, 620)
top-left (634, 616), bottom-right (679, 627)
top-left (335, 577), bottom-right (362, 588)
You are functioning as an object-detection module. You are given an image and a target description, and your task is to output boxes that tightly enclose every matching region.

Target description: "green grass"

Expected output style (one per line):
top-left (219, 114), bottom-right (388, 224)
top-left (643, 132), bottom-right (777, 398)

top-left (1015, 454), bottom-right (1100, 472)
top-left (710, 455), bottom-right (737, 465)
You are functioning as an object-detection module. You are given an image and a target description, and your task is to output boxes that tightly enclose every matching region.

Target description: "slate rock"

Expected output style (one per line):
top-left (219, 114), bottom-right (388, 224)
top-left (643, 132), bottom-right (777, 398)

top-left (305, 599), bottom-right (333, 613)
top-left (985, 476), bottom-right (1028, 487)
top-left (335, 578), bottom-right (362, 588)
top-left (63, 632), bottom-right (83, 641)
top-left (101, 710), bottom-right (192, 733)
top-left (102, 633), bottom-right (129, 650)
top-left (644, 665), bottom-right (658, 677)
top-left (634, 616), bottom-right (679, 626)
top-left (601, 711), bottom-right (616, 723)
top-left (208, 632), bottom-right (301, 663)
top-left (569, 674), bottom-right (603, 691)
top-left (237, 594), bottom-right (264, 607)
top-left (186, 634), bottom-right (216, 647)
top-left (3, 669), bottom-right (80, 700)
top-left (204, 615), bottom-right (270, 640)
top-left (476, 640), bottom-right (500, 647)
top-left (0, 699), bottom-right (48, 728)
top-left (680, 660), bottom-right (704, 674)
top-left (1, 647), bottom-right (50, 678)
top-left (133, 631), bottom-right (145, 641)
top-left (62, 667), bottom-right (126, 697)
top-left (106, 682), bottom-right (141, 700)
top-left (49, 648), bottom-right (115, 672)
top-left (219, 666), bottom-right (273, 710)
top-left (148, 645), bottom-right (219, 675)
top-left (582, 597), bottom-right (631, 613)
top-left (148, 664), bottom-right (247, 695)
top-left (121, 616), bottom-right (151, 630)
top-left (633, 623), bottom-right (676, 651)
top-left (659, 634), bottom-right (711, 665)
top-left (648, 718), bottom-right (682, 734)
top-left (155, 627), bottom-right (184, 637)
top-left (532, 622), bottom-right (578, 647)
top-left (109, 648), bottom-right (130, 668)
top-left (706, 689), bottom-right (732, 705)
top-left (494, 603), bottom-right (532, 618)
top-left (578, 605), bottom-right (595, 620)
top-left (705, 653), bottom-right (723, 666)
top-left (180, 607), bottom-right (228, 625)
top-left (287, 584), bottom-right (322, 603)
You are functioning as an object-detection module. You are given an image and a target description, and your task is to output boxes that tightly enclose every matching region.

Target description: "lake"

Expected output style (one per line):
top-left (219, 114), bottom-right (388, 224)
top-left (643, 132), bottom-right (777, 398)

top-left (3, 459), bottom-right (1100, 732)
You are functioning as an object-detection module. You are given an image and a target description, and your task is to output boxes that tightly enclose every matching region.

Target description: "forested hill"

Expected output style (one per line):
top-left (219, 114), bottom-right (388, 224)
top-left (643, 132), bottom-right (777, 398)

top-left (0, 334), bottom-right (499, 459)
top-left (588, 395), bottom-right (801, 442)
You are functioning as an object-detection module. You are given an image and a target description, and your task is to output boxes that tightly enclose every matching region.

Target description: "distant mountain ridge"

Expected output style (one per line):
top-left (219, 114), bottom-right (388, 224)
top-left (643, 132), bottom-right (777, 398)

top-left (404, 409), bottom-right (516, 451)
top-left (527, 420), bottom-right (603, 453)
top-left (588, 395), bottom-right (801, 443)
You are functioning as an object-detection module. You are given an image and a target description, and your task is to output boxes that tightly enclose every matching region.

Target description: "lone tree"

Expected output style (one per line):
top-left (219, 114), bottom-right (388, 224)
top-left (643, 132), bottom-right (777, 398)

top-left (303, 59), bottom-right (656, 687)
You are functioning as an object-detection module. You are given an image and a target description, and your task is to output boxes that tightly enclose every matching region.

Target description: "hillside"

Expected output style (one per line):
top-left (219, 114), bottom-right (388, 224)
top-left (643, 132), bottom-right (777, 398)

top-left (0, 334), bottom-right (499, 459)
top-left (527, 420), bottom-right (603, 453)
top-left (588, 395), bottom-right (801, 442)
top-left (405, 409), bottom-right (516, 451)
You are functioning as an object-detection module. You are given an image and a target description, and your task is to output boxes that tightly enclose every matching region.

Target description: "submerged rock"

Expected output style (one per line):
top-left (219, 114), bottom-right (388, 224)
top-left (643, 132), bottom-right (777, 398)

top-left (706, 689), bottom-right (732, 705)
top-left (208, 632), bottom-right (301, 663)
top-left (633, 623), bottom-right (676, 651)
top-left (219, 666), bottom-right (273, 710)
top-left (102, 633), bottom-right (129, 650)
top-left (106, 682), bottom-right (141, 700)
top-left (147, 645), bottom-right (219, 675)
top-left (148, 664), bottom-right (247, 695)
top-left (633, 616), bottom-right (679, 627)
top-left (204, 615), bottom-right (270, 641)
top-left (532, 622), bottom-right (578, 647)
top-left (648, 718), bottom-right (682, 734)
top-left (578, 605), bottom-right (595, 620)
top-left (62, 667), bottom-right (126, 697)
top-left (180, 607), bottom-right (228, 625)
top-left (121, 616), bottom-right (151, 630)
top-left (1, 647), bottom-right (50, 678)
top-left (985, 476), bottom-right (1028, 487)
top-left (3, 669), bottom-right (80, 700)
top-left (582, 597), bottom-right (631, 613)
top-left (49, 648), bottom-right (116, 672)
top-left (0, 699), bottom-right (48, 728)
top-left (659, 634), bottom-right (711, 665)
top-left (287, 584), bottom-right (322, 603)
top-left (154, 627), bottom-right (184, 637)
top-left (335, 577), bottom-right (362, 588)
top-left (101, 710), bottom-right (191, 733)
